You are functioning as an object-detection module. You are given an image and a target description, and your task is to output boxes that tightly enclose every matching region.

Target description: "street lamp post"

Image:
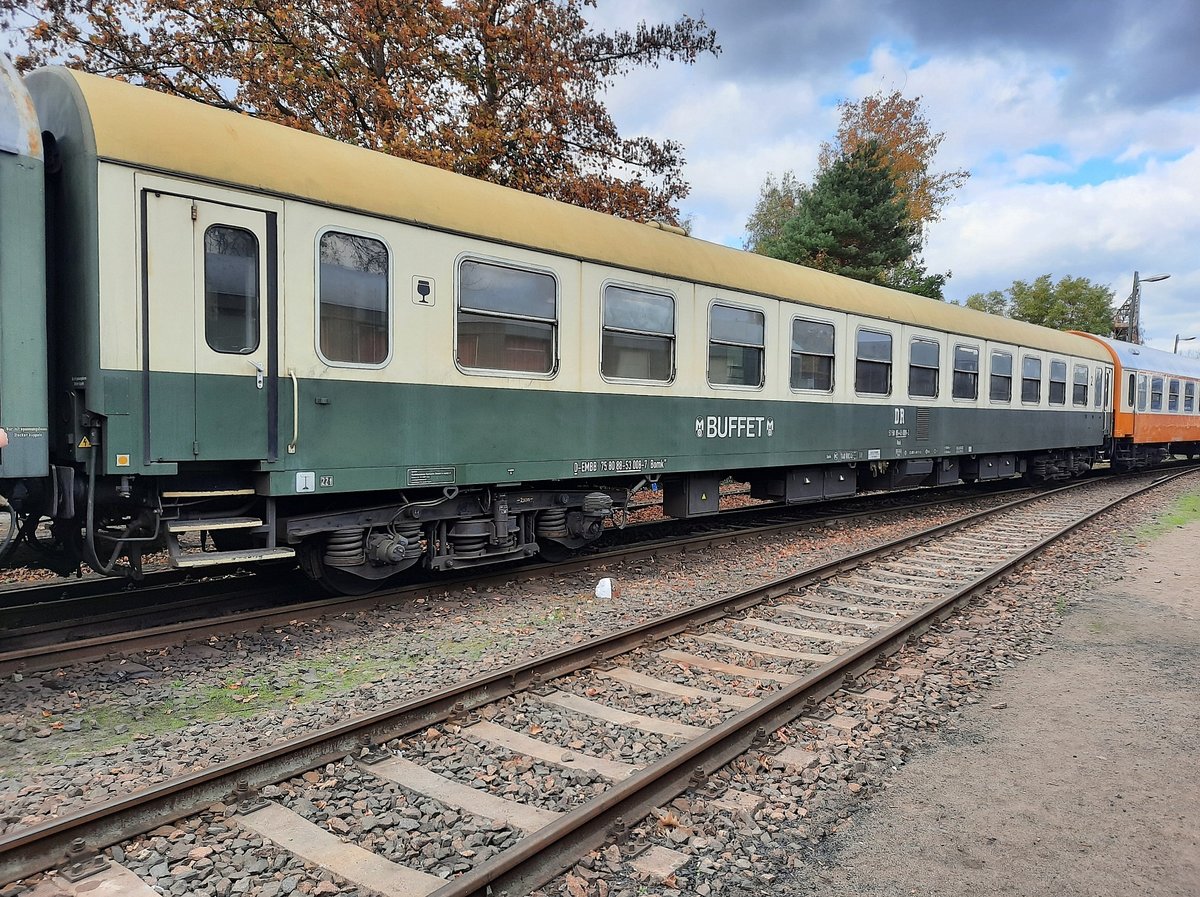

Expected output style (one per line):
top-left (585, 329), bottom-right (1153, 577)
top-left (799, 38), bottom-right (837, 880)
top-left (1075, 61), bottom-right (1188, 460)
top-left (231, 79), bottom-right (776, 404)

top-left (1113, 271), bottom-right (1171, 344)
top-left (1175, 334), bottom-right (1196, 354)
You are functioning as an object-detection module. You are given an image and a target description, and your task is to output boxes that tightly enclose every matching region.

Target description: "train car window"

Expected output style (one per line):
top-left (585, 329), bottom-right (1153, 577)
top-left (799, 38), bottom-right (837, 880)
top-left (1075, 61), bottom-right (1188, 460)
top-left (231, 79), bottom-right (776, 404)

top-left (952, 345), bottom-right (979, 400)
top-left (989, 351), bottom-right (1012, 403)
top-left (318, 231), bottom-right (389, 366)
top-left (457, 259), bottom-right (557, 374)
top-left (908, 338), bottom-right (939, 398)
top-left (790, 318), bottom-right (835, 391)
top-left (855, 329), bottom-right (893, 396)
top-left (203, 225), bottom-right (260, 354)
top-left (1104, 369), bottom-right (1111, 410)
top-left (1073, 364), bottom-right (1089, 406)
top-left (1168, 379), bottom-right (1180, 413)
top-left (1185, 382), bottom-right (1196, 413)
top-left (1093, 368), bottom-right (1103, 408)
top-left (1150, 376), bottom-right (1164, 411)
top-left (1021, 356), bottom-right (1042, 404)
top-left (1048, 360), bottom-right (1067, 405)
top-left (1137, 374), bottom-right (1148, 411)
top-left (601, 285), bottom-right (674, 382)
top-left (709, 304), bottom-right (765, 387)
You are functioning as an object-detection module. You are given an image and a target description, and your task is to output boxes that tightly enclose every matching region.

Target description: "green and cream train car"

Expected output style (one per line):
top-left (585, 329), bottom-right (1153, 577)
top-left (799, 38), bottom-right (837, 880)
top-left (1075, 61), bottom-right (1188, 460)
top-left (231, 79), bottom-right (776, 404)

top-left (0, 64), bottom-right (1114, 592)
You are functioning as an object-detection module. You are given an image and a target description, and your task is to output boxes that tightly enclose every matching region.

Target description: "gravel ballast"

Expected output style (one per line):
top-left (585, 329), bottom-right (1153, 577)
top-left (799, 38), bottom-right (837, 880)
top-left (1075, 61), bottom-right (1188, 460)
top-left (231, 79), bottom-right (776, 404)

top-left (4, 477), bottom-right (1199, 897)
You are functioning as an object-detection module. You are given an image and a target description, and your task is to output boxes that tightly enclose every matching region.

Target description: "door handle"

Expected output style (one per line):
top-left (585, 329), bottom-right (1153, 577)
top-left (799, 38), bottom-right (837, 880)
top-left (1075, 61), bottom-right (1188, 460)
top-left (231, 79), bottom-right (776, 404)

top-left (288, 369), bottom-right (298, 454)
top-left (247, 359), bottom-right (264, 389)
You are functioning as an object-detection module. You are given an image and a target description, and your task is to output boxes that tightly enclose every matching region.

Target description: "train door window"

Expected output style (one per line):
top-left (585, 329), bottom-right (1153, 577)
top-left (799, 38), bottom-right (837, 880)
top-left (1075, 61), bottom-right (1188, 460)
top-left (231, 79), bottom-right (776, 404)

top-left (1021, 355), bottom-right (1042, 404)
top-left (1048, 360), bottom-right (1067, 405)
top-left (1137, 374), bottom-right (1148, 411)
top-left (457, 258), bottom-right (557, 374)
top-left (952, 345), bottom-right (979, 400)
top-left (989, 350), bottom-right (1013, 403)
top-left (317, 231), bottom-right (390, 367)
top-left (1104, 369), bottom-right (1111, 410)
top-left (790, 318), bottom-right (835, 391)
top-left (1071, 364), bottom-right (1089, 406)
top-left (855, 329), bottom-right (892, 396)
top-left (1093, 368), bottom-right (1103, 408)
top-left (908, 338), bottom-right (939, 398)
top-left (601, 285), bottom-right (674, 382)
top-left (1185, 382), bottom-right (1196, 413)
top-left (203, 225), bottom-right (260, 354)
top-left (708, 303), bottom-right (765, 387)
top-left (1150, 376), bottom-right (1164, 411)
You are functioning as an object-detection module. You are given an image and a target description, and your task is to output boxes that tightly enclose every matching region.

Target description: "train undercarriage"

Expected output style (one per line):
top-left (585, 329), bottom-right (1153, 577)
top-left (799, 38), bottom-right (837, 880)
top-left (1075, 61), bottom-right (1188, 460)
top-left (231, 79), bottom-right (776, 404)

top-left (0, 439), bottom-right (1140, 594)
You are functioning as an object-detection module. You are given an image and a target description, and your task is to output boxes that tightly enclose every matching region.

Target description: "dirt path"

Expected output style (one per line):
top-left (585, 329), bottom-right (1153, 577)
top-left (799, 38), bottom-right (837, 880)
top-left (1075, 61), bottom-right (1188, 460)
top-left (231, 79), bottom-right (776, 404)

top-left (796, 521), bottom-right (1200, 896)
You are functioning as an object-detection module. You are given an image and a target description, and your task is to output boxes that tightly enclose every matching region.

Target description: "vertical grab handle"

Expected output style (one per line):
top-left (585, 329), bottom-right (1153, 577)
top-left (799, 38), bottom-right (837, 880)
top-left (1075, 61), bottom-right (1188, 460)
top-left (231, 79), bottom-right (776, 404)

top-left (287, 369), bottom-right (299, 454)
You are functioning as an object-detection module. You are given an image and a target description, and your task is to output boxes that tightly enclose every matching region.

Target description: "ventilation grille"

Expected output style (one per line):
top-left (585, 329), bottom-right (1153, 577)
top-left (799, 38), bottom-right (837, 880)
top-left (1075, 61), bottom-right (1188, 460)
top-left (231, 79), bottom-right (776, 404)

top-left (915, 408), bottom-right (932, 441)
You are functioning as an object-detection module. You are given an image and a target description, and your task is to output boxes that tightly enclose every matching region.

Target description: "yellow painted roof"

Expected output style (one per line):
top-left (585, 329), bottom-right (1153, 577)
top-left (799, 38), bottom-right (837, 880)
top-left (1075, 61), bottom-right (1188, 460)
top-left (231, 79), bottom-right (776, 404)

top-left (44, 66), bottom-right (1107, 361)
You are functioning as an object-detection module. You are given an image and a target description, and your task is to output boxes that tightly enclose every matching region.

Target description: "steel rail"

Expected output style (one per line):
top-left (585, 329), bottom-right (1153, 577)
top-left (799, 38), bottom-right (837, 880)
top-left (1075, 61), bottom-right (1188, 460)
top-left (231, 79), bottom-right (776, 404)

top-left (424, 465), bottom-right (1199, 897)
top-left (0, 483), bottom-right (1031, 675)
top-left (0, 468), bottom-right (1190, 885)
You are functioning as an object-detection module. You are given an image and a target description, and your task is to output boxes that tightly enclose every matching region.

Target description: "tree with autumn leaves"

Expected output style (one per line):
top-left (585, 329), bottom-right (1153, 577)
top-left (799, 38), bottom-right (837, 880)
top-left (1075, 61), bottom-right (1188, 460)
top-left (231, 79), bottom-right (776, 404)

top-left (747, 89), bottom-right (967, 299)
top-left (819, 90), bottom-right (969, 245)
top-left (1, 0), bottom-right (718, 223)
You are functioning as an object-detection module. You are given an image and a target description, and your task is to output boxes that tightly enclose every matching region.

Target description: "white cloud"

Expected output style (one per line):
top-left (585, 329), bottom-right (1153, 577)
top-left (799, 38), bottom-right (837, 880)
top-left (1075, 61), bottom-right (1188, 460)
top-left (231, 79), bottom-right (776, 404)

top-left (925, 149), bottom-right (1200, 344)
top-left (593, 1), bottom-right (1200, 347)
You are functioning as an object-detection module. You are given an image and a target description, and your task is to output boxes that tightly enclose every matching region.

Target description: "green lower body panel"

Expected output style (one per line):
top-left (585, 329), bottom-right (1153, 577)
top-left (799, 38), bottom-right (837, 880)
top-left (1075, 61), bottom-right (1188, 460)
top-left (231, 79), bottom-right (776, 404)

top-left (258, 379), bottom-right (1105, 497)
top-left (92, 370), bottom-right (1108, 495)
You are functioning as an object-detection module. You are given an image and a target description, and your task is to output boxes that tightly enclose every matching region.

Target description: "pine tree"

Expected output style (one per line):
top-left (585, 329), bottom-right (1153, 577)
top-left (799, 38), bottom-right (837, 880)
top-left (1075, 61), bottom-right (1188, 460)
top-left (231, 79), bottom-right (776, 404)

top-left (763, 141), bottom-right (915, 286)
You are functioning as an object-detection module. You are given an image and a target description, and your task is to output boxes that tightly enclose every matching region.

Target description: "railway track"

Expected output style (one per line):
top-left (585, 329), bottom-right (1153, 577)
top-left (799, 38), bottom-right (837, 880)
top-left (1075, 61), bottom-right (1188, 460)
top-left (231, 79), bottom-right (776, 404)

top-left (3, 465), bottom-right (1191, 895)
top-left (0, 481), bottom-right (1033, 675)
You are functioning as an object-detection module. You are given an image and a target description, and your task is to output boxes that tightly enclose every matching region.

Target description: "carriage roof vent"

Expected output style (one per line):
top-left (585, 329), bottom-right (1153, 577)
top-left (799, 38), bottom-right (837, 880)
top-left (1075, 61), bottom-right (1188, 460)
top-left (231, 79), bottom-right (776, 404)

top-left (644, 219), bottom-right (689, 237)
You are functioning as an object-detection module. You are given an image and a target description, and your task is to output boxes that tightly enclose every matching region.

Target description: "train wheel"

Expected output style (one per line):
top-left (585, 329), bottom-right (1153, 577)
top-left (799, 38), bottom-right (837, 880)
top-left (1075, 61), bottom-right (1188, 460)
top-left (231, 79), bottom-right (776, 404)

top-left (297, 540), bottom-right (391, 596)
top-left (316, 565), bottom-right (387, 596)
top-left (537, 539), bottom-right (580, 563)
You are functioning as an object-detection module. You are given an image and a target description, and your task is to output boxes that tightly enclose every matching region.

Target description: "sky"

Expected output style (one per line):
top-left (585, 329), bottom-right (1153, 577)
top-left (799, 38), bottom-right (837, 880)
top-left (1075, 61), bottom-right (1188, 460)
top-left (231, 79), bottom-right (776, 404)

top-left (589, 0), bottom-right (1200, 352)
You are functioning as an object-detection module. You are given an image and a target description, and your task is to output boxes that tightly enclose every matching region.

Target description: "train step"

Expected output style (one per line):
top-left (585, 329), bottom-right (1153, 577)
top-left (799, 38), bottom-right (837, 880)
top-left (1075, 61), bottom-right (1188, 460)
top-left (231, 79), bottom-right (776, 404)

top-left (166, 516), bottom-right (263, 533)
top-left (161, 488), bottom-right (257, 498)
top-left (169, 547), bottom-right (295, 568)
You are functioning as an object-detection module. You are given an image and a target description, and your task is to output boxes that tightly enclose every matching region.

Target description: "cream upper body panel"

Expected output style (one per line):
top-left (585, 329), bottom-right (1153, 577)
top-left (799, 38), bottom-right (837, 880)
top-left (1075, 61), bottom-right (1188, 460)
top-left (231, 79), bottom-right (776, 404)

top-left (41, 66), bottom-right (1108, 364)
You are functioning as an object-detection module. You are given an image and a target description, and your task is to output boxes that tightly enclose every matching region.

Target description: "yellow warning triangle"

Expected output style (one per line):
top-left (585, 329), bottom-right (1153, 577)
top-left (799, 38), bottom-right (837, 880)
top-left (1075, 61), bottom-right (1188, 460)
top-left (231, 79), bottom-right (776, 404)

top-left (78, 436), bottom-right (92, 449)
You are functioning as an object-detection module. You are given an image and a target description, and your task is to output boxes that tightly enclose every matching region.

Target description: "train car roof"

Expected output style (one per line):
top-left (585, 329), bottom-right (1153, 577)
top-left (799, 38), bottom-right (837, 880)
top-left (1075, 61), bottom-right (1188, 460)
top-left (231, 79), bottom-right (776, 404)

top-left (27, 66), bottom-right (1110, 361)
top-left (1072, 333), bottom-right (1200, 377)
top-left (1, 56), bottom-right (42, 159)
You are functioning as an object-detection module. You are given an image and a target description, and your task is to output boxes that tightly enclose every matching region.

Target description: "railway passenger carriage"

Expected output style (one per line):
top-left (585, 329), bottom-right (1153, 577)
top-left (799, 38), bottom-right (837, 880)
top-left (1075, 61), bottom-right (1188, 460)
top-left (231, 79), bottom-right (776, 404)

top-left (1074, 334), bottom-right (1200, 464)
top-left (0, 64), bottom-right (1136, 593)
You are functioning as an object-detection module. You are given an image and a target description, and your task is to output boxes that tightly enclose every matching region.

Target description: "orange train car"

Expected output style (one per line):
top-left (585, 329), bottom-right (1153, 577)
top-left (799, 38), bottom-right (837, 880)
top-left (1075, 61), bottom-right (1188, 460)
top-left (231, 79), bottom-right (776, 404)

top-left (1073, 333), bottom-right (1200, 466)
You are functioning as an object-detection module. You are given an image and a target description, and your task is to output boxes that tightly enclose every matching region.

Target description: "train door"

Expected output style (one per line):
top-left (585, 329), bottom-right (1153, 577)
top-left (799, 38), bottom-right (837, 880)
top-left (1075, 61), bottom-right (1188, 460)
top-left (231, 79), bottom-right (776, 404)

top-left (143, 190), bottom-right (277, 462)
top-left (1104, 367), bottom-right (1113, 435)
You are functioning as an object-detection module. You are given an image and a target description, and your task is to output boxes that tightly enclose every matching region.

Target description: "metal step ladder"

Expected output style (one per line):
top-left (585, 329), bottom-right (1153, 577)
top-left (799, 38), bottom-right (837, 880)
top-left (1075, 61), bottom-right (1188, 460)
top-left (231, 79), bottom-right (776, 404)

top-left (161, 490), bottom-right (295, 569)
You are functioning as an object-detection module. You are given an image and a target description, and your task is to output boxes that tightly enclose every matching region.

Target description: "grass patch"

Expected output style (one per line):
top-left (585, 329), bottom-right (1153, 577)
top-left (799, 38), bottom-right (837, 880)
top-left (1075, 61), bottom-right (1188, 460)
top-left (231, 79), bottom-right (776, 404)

top-left (48, 653), bottom-right (421, 757)
top-left (1137, 491), bottom-right (1200, 541)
